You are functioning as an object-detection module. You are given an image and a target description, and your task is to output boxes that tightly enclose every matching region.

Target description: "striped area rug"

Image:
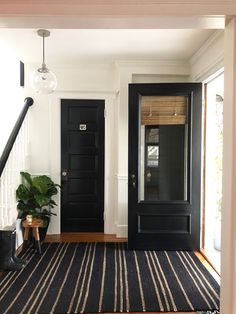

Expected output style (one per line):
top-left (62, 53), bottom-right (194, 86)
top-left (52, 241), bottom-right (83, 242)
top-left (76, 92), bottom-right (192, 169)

top-left (0, 242), bottom-right (220, 314)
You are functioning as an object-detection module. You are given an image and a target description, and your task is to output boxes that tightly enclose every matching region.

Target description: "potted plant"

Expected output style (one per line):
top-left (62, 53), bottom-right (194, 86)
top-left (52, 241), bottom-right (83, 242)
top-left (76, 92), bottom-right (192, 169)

top-left (16, 171), bottom-right (60, 240)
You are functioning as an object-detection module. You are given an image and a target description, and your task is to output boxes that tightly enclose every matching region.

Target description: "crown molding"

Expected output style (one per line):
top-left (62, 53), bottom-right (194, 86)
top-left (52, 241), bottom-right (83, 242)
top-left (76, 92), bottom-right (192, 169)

top-left (191, 52), bottom-right (224, 81)
top-left (115, 59), bottom-right (189, 68)
top-left (115, 60), bottom-right (190, 76)
top-left (189, 30), bottom-right (224, 66)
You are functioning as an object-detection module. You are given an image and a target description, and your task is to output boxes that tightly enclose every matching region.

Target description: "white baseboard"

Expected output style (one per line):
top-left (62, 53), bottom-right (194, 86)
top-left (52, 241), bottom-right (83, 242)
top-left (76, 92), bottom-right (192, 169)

top-left (116, 224), bottom-right (128, 238)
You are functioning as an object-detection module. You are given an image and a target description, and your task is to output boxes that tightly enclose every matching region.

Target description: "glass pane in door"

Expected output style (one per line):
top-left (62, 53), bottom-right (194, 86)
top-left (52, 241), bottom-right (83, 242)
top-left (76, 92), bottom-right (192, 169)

top-left (139, 95), bottom-right (189, 202)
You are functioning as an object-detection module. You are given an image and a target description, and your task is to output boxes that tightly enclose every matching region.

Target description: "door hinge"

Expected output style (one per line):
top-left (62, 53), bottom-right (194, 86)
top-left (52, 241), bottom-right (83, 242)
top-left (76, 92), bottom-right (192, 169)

top-left (104, 109), bottom-right (107, 118)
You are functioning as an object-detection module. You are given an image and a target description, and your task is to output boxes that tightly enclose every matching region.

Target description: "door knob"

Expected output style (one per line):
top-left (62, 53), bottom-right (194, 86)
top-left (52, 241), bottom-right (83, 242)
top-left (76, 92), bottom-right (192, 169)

top-left (146, 172), bottom-right (151, 178)
top-left (62, 170), bottom-right (67, 177)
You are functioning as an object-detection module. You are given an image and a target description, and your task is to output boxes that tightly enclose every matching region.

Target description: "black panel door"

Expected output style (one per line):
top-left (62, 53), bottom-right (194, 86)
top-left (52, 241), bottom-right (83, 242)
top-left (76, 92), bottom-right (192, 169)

top-left (128, 83), bottom-right (202, 250)
top-left (61, 99), bottom-right (105, 232)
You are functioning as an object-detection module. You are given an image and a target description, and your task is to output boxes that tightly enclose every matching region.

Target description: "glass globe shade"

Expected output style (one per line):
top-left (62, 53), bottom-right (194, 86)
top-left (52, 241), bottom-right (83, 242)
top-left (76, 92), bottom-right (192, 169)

top-left (31, 67), bottom-right (57, 94)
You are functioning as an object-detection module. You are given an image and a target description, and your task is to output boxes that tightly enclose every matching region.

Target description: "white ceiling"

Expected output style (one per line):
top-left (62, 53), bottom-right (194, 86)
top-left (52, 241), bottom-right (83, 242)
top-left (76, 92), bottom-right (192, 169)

top-left (0, 28), bottom-right (215, 64)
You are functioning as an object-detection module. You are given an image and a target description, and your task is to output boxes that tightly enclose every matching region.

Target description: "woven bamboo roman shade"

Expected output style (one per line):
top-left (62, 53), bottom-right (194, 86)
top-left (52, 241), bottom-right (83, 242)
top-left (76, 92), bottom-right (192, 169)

top-left (141, 96), bottom-right (188, 125)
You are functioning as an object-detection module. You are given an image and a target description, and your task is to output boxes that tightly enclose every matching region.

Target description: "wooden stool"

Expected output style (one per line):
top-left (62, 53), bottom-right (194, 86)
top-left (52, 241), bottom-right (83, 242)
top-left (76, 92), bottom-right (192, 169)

top-left (22, 218), bottom-right (43, 254)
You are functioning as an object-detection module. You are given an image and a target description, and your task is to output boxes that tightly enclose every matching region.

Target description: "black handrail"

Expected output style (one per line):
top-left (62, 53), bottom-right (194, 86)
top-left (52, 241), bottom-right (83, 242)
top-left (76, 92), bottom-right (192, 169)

top-left (0, 97), bottom-right (34, 177)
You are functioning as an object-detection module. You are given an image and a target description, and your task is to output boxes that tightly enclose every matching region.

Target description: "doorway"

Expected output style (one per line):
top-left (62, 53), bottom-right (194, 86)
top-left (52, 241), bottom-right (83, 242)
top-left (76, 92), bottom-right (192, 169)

top-left (128, 83), bottom-right (202, 250)
top-left (202, 72), bottom-right (224, 273)
top-left (61, 99), bottom-right (105, 232)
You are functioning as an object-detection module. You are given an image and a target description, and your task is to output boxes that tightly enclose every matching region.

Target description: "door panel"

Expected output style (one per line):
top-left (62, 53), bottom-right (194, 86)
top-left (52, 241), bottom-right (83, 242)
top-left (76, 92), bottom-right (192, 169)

top-left (138, 213), bottom-right (191, 234)
top-left (61, 99), bottom-right (104, 232)
top-left (128, 83), bottom-right (202, 250)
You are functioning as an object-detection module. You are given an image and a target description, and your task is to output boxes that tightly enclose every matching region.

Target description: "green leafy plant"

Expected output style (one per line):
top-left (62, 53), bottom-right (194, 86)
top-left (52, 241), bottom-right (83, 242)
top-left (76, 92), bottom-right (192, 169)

top-left (16, 172), bottom-right (60, 226)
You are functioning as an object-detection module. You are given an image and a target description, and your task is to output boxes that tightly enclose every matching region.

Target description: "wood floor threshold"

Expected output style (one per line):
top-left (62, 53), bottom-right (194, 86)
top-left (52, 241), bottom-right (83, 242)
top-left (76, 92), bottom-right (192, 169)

top-left (45, 232), bottom-right (127, 243)
top-left (200, 248), bottom-right (221, 276)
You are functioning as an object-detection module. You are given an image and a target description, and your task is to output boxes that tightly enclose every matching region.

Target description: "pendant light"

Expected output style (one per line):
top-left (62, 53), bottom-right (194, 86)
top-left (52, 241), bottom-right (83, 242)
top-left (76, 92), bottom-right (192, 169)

top-left (31, 29), bottom-right (57, 94)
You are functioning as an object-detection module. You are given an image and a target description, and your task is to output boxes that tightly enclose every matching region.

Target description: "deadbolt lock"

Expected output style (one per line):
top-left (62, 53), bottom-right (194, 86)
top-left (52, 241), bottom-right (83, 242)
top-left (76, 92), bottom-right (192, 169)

top-left (131, 174), bottom-right (136, 188)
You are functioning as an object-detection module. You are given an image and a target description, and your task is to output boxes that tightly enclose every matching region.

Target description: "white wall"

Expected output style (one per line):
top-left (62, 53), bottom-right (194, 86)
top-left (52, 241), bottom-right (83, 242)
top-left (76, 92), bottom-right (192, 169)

top-left (0, 41), bottom-right (25, 156)
top-left (25, 30), bottom-right (224, 237)
top-left (25, 63), bottom-right (117, 234)
top-left (0, 40), bottom-right (27, 236)
top-left (25, 60), bottom-right (190, 236)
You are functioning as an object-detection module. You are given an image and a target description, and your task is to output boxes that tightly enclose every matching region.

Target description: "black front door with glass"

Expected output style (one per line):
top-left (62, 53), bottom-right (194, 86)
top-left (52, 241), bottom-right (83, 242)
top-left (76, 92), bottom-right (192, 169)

top-left (128, 83), bottom-right (202, 250)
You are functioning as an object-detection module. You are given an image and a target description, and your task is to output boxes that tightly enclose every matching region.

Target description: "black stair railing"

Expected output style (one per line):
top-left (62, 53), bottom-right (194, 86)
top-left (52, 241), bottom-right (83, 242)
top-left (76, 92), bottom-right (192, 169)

top-left (0, 97), bottom-right (33, 271)
top-left (0, 97), bottom-right (34, 177)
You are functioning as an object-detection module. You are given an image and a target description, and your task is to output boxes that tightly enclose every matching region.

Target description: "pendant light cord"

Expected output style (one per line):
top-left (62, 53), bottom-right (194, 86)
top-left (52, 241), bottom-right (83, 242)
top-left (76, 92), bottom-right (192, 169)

top-left (42, 32), bottom-right (45, 68)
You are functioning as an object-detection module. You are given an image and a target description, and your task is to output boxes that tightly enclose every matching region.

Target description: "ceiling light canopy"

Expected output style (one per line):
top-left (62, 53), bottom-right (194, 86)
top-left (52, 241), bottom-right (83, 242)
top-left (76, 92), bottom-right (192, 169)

top-left (31, 29), bottom-right (57, 94)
